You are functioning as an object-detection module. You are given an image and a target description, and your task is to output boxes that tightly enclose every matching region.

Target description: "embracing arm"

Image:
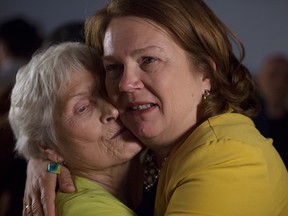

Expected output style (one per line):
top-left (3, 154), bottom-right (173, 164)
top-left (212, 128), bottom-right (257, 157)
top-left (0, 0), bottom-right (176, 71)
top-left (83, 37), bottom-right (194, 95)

top-left (23, 158), bottom-right (75, 216)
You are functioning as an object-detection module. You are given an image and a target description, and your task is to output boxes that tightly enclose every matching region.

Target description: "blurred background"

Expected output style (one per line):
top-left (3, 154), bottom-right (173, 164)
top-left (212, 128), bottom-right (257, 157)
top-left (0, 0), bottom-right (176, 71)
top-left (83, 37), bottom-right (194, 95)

top-left (1, 0), bottom-right (287, 73)
top-left (0, 0), bottom-right (287, 216)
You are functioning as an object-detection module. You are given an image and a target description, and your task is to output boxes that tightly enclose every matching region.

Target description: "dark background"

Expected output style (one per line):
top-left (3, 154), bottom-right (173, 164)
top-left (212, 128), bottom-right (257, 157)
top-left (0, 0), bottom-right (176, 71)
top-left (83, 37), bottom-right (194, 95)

top-left (1, 0), bottom-right (288, 73)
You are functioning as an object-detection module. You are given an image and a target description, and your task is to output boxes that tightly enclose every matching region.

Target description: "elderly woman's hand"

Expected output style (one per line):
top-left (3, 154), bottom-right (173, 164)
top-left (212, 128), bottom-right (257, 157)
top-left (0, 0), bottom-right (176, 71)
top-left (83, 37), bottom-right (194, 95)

top-left (23, 158), bottom-right (75, 216)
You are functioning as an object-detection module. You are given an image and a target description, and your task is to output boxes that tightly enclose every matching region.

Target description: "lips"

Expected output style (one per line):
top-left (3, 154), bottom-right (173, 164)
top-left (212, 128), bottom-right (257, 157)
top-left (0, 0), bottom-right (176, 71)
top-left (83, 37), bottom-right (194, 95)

top-left (111, 127), bottom-right (126, 139)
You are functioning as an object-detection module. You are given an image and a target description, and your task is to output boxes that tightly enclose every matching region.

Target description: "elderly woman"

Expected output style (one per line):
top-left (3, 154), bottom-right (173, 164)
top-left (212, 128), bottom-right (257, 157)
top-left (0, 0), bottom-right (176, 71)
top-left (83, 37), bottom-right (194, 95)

top-left (24, 0), bottom-right (288, 215)
top-left (9, 42), bottom-right (143, 215)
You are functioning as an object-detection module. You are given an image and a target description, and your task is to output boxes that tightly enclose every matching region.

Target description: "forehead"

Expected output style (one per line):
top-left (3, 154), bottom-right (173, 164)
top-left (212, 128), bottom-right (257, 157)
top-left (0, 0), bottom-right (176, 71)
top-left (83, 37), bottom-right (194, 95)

top-left (103, 16), bottom-right (174, 54)
top-left (108, 16), bottom-right (164, 32)
top-left (58, 69), bottom-right (95, 97)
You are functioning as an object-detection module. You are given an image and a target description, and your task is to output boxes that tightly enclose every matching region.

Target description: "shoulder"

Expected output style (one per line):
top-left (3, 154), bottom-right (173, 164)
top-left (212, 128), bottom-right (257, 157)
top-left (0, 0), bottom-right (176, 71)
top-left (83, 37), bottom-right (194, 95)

top-left (56, 176), bottom-right (136, 216)
top-left (157, 113), bottom-right (288, 215)
top-left (165, 113), bottom-right (277, 178)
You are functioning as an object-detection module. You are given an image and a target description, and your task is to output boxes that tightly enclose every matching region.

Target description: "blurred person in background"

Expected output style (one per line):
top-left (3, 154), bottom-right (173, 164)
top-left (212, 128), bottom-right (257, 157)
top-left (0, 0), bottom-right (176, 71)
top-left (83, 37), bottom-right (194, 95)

top-left (0, 16), bottom-right (43, 216)
top-left (253, 54), bottom-right (288, 170)
top-left (43, 21), bottom-right (85, 47)
top-left (0, 17), bottom-right (43, 91)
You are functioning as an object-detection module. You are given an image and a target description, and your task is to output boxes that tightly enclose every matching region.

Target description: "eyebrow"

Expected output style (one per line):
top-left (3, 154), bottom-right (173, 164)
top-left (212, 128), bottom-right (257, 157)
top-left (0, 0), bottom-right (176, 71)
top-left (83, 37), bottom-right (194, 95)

top-left (132, 45), bottom-right (164, 55)
top-left (102, 45), bottom-right (164, 61)
top-left (65, 85), bottom-right (96, 100)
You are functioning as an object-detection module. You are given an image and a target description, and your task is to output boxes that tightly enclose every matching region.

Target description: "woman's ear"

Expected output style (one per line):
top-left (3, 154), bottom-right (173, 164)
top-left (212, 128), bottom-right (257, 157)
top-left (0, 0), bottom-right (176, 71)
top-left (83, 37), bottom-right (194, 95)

top-left (38, 143), bottom-right (64, 162)
top-left (201, 72), bottom-right (211, 91)
top-left (201, 58), bottom-right (215, 90)
top-left (210, 58), bottom-right (217, 72)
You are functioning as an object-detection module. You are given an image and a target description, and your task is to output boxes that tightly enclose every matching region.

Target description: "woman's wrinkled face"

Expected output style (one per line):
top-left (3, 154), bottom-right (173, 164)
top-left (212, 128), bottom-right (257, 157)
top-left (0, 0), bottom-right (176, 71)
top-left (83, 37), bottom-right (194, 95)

top-left (54, 69), bottom-right (142, 174)
top-left (103, 16), bottom-right (210, 153)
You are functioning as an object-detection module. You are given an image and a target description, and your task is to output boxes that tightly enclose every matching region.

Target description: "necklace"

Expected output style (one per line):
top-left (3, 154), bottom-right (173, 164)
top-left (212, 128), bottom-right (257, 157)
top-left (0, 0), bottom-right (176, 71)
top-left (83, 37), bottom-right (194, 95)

top-left (143, 149), bottom-right (167, 191)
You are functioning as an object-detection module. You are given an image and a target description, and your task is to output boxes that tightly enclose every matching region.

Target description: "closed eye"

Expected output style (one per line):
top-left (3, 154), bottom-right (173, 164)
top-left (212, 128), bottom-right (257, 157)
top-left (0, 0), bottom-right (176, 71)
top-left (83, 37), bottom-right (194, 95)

top-left (104, 64), bottom-right (124, 73)
top-left (78, 105), bottom-right (87, 113)
top-left (75, 103), bottom-right (90, 115)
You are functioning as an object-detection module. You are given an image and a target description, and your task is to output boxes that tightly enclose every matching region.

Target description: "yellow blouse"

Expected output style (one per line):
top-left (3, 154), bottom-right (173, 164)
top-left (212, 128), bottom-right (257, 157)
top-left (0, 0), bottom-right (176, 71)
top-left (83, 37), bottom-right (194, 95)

top-left (155, 112), bottom-right (288, 216)
top-left (56, 176), bottom-right (136, 216)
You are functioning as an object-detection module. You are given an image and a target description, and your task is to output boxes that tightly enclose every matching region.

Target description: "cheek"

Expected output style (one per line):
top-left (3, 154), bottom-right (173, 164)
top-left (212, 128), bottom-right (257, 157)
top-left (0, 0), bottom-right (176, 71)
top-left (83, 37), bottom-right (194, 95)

top-left (57, 145), bottom-right (80, 165)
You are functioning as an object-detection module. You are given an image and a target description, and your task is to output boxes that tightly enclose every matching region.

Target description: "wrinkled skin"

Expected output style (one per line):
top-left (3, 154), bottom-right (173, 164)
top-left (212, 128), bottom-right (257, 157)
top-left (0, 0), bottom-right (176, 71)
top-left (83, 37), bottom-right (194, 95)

top-left (23, 159), bottom-right (74, 216)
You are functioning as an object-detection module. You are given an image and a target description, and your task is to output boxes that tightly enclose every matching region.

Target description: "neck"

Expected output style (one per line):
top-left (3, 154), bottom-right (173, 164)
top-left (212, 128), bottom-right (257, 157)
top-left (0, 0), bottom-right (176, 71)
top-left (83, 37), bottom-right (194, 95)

top-left (150, 127), bottom-right (194, 168)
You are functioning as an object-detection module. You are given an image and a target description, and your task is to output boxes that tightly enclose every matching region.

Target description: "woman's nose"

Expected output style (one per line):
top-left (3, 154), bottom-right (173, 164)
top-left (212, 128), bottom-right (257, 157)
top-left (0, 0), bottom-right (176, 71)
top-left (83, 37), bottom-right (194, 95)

top-left (118, 66), bottom-right (144, 92)
top-left (100, 100), bottom-right (119, 123)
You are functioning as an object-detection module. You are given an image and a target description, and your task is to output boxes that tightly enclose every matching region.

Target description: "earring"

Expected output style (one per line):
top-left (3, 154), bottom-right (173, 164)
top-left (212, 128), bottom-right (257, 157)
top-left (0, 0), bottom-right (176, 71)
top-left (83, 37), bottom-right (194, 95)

top-left (203, 89), bottom-right (210, 100)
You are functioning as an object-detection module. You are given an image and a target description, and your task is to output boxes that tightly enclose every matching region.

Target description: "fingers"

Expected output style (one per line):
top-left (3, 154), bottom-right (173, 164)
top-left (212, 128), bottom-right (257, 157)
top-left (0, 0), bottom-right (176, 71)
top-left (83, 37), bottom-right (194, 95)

top-left (23, 189), bottom-right (55, 216)
top-left (23, 159), bottom-right (44, 216)
top-left (57, 165), bottom-right (75, 193)
top-left (23, 159), bottom-right (56, 216)
top-left (23, 203), bottom-right (32, 216)
top-left (23, 159), bottom-right (75, 216)
top-left (40, 172), bottom-right (57, 216)
top-left (23, 202), bottom-right (44, 216)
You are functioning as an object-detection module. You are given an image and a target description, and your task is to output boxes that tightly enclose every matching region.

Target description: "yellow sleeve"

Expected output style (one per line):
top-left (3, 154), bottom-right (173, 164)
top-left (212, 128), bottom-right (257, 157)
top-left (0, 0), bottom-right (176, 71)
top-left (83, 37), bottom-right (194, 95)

top-left (158, 139), bottom-right (288, 216)
top-left (56, 189), bottom-right (136, 216)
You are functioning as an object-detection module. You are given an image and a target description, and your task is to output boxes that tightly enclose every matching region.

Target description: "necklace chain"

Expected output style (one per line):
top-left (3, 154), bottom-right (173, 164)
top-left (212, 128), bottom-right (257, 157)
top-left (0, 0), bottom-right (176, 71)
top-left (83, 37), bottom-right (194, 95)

top-left (143, 150), bottom-right (167, 191)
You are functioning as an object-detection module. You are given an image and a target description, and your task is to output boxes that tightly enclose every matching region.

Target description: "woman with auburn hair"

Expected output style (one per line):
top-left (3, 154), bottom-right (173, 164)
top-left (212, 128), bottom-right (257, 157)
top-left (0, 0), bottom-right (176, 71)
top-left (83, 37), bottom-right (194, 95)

top-left (23, 0), bottom-right (288, 215)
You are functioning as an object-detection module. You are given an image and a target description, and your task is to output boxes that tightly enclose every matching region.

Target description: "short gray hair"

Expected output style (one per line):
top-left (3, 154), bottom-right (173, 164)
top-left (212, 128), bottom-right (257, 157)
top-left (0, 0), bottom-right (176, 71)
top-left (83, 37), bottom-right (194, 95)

top-left (9, 42), bottom-right (102, 160)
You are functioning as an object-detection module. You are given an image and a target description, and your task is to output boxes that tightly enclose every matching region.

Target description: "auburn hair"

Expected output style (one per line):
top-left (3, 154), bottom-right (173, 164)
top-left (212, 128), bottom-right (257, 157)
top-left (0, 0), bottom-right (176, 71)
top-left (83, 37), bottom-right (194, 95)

top-left (85, 0), bottom-right (259, 121)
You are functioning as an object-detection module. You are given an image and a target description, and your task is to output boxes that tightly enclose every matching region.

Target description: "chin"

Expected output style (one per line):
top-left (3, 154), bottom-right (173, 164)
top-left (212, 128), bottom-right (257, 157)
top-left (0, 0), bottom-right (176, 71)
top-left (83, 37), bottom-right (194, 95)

top-left (130, 126), bottom-right (148, 139)
top-left (125, 143), bottom-right (143, 158)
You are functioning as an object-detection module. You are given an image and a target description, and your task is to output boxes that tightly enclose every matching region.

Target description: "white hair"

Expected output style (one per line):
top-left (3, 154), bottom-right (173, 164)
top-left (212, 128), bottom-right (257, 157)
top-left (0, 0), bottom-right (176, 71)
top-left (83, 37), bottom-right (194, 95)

top-left (9, 42), bottom-right (102, 160)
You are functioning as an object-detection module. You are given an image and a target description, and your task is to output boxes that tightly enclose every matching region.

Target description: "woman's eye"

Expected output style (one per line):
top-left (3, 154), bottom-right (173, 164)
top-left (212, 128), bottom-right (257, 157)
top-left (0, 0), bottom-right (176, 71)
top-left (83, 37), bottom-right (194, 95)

top-left (105, 64), bottom-right (123, 74)
top-left (142, 57), bottom-right (157, 65)
top-left (78, 106), bottom-right (86, 113)
top-left (76, 104), bottom-right (90, 114)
